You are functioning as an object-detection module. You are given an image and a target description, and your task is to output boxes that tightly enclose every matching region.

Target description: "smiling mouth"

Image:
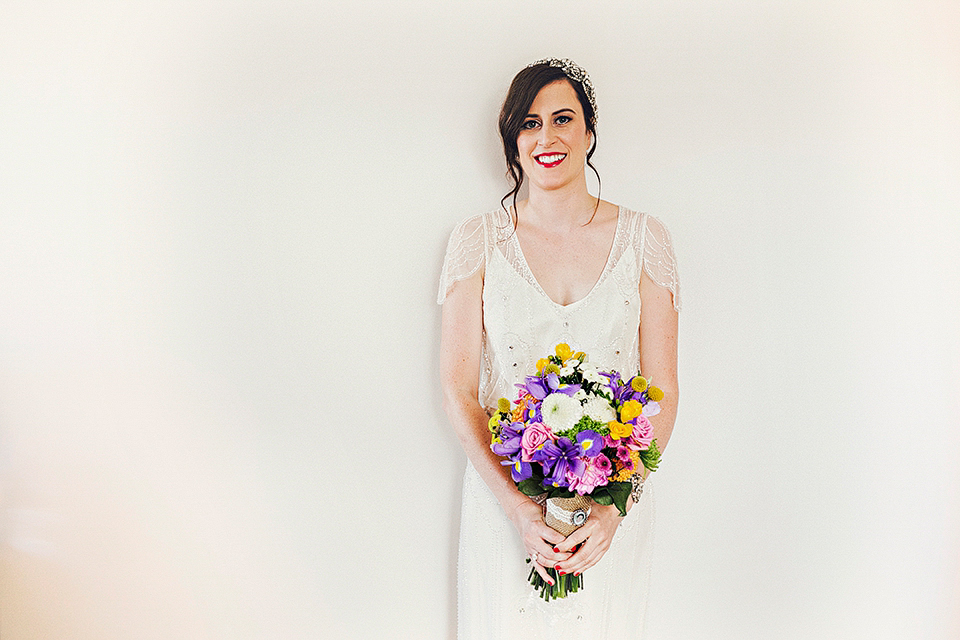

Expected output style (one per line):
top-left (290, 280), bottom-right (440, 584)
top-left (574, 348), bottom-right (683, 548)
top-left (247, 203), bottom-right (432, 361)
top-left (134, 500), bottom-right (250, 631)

top-left (535, 153), bottom-right (566, 168)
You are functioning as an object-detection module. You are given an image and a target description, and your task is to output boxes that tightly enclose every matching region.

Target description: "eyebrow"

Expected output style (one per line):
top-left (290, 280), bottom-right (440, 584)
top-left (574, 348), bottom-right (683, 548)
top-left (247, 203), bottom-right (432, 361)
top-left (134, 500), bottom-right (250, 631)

top-left (524, 108), bottom-right (577, 118)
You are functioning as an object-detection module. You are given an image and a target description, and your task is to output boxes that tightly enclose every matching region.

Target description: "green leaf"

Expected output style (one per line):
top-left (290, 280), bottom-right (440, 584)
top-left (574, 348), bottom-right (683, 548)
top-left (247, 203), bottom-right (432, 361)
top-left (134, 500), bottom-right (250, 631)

top-left (639, 439), bottom-right (662, 473)
top-left (606, 481), bottom-right (631, 517)
top-left (591, 491), bottom-right (613, 506)
top-left (517, 478), bottom-right (544, 496)
top-left (548, 487), bottom-right (575, 499)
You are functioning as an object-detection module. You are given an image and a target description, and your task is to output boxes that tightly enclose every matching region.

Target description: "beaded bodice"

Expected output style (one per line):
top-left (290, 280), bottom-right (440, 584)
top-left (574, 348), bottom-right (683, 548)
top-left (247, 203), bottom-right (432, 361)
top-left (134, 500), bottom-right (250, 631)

top-left (438, 207), bottom-right (680, 409)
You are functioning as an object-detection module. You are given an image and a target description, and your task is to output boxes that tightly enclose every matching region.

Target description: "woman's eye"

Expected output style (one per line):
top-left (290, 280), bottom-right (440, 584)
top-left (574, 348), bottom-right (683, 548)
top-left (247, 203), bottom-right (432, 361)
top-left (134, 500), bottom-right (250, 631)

top-left (521, 120), bottom-right (540, 130)
top-left (555, 115), bottom-right (572, 125)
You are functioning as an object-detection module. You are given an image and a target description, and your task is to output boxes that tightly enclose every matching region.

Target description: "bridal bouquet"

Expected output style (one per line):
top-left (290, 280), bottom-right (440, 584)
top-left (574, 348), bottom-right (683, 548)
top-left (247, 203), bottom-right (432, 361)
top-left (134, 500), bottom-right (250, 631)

top-left (489, 343), bottom-right (663, 600)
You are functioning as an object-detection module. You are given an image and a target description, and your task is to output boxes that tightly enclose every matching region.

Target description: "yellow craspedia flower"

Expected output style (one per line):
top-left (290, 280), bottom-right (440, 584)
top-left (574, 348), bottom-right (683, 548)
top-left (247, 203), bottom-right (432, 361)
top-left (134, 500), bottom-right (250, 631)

top-left (555, 343), bottom-right (573, 362)
top-left (620, 399), bottom-right (643, 423)
top-left (536, 358), bottom-right (549, 373)
top-left (609, 420), bottom-right (632, 440)
top-left (488, 414), bottom-right (501, 432)
top-left (497, 397), bottom-right (511, 413)
top-left (630, 376), bottom-right (648, 392)
top-left (648, 386), bottom-right (664, 402)
top-left (543, 363), bottom-right (561, 376)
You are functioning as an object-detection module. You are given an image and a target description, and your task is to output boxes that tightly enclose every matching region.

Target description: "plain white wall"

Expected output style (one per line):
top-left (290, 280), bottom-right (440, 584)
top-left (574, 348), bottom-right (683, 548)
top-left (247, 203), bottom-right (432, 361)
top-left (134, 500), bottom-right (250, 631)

top-left (1, 1), bottom-right (958, 638)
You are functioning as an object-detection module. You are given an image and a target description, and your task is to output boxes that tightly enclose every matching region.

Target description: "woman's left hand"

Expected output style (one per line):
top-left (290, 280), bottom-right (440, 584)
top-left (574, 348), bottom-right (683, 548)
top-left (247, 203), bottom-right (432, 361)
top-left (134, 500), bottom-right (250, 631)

top-left (552, 502), bottom-right (623, 577)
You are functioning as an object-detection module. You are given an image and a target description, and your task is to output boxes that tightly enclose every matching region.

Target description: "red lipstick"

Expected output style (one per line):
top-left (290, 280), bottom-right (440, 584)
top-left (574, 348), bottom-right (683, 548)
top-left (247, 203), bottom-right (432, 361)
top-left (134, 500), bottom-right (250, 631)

top-left (534, 153), bottom-right (566, 168)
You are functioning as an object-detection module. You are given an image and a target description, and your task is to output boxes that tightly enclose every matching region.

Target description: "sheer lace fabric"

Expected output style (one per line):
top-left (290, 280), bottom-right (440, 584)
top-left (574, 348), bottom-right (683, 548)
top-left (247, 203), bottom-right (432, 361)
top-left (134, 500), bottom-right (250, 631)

top-left (439, 206), bottom-right (680, 639)
top-left (436, 207), bottom-right (681, 312)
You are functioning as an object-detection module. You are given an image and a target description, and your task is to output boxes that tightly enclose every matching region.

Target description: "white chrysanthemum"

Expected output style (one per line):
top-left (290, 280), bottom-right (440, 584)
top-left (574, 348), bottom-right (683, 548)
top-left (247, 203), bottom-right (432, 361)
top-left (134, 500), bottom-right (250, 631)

top-left (559, 366), bottom-right (575, 376)
top-left (582, 396), bottom-right (616, 423)
top-left (582, 368), bottom-right (605, 384)
top-left (573, 389), bottom-right (587, 401)
top-left (541, 393), bottom-right (583, 431)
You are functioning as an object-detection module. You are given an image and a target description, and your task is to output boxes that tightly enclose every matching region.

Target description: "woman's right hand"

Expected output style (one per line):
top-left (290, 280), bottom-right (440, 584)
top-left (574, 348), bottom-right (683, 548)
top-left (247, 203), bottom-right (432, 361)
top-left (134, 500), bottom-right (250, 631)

top-left (508, 499), bottom-right (571, 585)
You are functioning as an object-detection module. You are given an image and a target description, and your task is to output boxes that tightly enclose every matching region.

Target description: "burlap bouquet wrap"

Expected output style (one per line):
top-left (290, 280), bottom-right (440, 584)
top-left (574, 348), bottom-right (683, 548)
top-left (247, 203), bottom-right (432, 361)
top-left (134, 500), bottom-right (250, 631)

top-left (543, 495), bottom-right (592, 537)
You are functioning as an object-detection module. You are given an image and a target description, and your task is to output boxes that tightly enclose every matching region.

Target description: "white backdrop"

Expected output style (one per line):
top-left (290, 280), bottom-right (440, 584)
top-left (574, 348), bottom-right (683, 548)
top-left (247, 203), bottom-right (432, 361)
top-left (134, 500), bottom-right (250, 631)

top-left (1, 1), bottom-right (958, 638)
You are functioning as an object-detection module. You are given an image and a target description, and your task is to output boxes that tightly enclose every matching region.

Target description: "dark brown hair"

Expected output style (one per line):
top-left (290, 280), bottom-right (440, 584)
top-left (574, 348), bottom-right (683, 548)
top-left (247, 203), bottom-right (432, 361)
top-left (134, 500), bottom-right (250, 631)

top-left (498, 63), bottom-right (601, 225)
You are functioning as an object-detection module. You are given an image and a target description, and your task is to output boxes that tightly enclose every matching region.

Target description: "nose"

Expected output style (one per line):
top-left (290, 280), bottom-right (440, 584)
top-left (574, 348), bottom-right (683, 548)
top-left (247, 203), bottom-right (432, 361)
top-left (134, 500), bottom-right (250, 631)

top-left (538, 122), bottom-right (557, 147)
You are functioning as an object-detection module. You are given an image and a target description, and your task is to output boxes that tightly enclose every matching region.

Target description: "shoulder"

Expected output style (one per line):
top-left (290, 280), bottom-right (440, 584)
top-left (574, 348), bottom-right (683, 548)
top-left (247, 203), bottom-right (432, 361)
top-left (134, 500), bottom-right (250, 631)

top-left (445, 208), bottom-right (511, 243)
top-left (612, 208), bottom-right (676, 255)
top-left (438, 208), bottom-right (510, 305)
top-left (640, 213), bottom-right (674, 249)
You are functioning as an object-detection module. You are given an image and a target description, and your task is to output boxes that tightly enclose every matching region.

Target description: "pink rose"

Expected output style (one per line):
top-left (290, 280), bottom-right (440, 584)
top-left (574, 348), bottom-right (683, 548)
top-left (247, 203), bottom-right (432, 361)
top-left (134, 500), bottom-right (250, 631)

top-left (566, 457), bottom-right (610, 495)
top-left (520, 422), bottom-right (554, 462)
top-left (628, 415), bottom-right (654, 451)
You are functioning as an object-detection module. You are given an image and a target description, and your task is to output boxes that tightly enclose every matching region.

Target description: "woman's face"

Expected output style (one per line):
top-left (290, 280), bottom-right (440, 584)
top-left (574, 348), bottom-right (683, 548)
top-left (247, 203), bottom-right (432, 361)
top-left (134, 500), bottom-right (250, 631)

top-left (516, 79), bottom-right (593, 193)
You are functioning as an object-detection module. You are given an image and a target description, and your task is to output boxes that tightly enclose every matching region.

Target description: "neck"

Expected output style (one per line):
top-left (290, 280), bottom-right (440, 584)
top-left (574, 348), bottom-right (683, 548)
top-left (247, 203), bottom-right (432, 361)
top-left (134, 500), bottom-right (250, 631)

top-left (521, 178), bottom-right (597, 230)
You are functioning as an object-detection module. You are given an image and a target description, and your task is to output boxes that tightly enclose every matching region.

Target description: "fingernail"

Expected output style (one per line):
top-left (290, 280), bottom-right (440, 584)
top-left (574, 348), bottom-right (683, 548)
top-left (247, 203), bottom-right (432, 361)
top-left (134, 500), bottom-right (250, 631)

top-left (574, 572), bottom-right (580, 577)
top-left (553, 547), bottom-right (560, 553)
top-left (554, 565), bottom-right (561, 571)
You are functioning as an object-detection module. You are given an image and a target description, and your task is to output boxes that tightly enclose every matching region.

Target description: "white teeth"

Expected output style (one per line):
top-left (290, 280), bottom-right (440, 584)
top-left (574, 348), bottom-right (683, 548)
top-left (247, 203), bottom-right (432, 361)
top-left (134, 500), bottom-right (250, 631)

top-left (537, 154), bottom-right (565, 164)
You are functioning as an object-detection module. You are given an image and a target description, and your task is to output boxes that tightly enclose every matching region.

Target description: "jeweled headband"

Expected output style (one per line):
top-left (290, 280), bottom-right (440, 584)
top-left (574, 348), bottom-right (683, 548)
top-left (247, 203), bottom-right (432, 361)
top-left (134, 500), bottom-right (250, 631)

top-left (525, 58), bottom-right (598, 125)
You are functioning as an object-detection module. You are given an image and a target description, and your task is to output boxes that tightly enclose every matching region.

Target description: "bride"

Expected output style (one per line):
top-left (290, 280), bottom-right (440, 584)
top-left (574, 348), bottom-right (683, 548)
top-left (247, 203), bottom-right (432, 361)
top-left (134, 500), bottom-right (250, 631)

top-left (438, 59), bottom-right (681, 639)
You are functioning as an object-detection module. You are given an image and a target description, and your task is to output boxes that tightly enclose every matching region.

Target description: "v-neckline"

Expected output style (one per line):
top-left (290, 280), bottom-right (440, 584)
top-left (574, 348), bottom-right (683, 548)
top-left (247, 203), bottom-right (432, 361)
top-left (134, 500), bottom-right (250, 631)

top-left (510, 205), bottom-right (623, 308)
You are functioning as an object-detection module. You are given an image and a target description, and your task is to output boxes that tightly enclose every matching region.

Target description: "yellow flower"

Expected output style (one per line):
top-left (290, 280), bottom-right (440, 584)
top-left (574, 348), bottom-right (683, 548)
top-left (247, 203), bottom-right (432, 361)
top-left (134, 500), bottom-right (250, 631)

top-left (574, 351), bottom-right (586, 361)
top-left (536, 358), bottom-right (549, 373)
top-left (648, 386), bottom-right (664, 402)
top-left (609, 420), bottom-right (632, 440)
top-left (613, 451), bottom-right (642, 481)
top-left (488, 414), bottom-right (501, 432)
top-left (555, 343), bottom-right (573, 362)
top-left (620, 400), bottom-right (643, 423)
top-left (630, 376), bottom-right (648, 392)
top-left (543, 363), bottom-right (561, 376)
top-left (497, 397), bottom-right (511, 413)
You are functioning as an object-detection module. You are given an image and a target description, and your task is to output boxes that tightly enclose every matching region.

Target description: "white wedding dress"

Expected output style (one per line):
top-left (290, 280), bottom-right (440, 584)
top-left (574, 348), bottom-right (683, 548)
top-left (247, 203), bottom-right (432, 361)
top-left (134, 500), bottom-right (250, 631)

top-left (438, 206), bottom-right (681, 639)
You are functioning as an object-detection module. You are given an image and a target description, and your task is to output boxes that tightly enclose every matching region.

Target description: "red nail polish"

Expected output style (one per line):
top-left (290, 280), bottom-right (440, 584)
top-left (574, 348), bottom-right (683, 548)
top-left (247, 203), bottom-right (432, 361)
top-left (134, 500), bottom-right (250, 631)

top-left (554, 565), bottom-right (561, 571)
top-left (553, 547), bottom-right (560, 553)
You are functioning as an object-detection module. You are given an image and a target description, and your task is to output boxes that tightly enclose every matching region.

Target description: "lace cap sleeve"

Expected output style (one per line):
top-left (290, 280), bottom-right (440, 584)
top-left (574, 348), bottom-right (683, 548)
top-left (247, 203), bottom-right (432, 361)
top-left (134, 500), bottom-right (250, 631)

top-left (437, 213), bottom-right (487, 305)
top-left (639, 213), bottom-right (681, 312)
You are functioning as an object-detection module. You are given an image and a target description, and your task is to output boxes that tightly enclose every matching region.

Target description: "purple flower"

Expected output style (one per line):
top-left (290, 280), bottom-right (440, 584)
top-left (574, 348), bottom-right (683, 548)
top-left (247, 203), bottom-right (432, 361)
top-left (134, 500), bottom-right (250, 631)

top-left (501, 458), bottom-right (533, 482)
top-left (601, 370), bottom-right (621, 391)
top-left (534, 437), bottom-right (585, 487)
top-left (491, 423), bottom-right (522, 457)
top-left (521, 376), bottom-right (550, 400)
top-left (519, 373), bottom-right (581, 401)
top-left (575, 430), bottom-right (603, 457)
top-left (545, 373), bottom-right (581, 397)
